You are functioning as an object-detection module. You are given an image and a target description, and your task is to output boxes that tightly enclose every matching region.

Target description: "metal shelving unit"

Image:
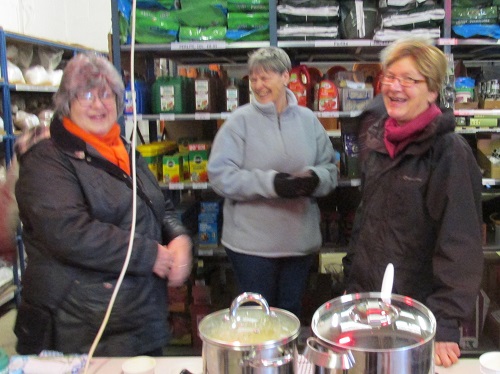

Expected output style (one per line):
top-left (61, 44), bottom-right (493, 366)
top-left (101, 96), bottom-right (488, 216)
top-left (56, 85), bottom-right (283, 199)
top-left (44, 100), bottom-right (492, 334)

top-left (110, 2), bottom-right (500, 355)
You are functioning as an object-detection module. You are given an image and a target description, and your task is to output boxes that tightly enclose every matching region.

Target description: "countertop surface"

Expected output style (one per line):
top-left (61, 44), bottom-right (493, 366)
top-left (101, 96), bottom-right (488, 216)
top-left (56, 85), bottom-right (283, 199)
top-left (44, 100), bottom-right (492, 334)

top-left (83, 356), bottom-right (482, 374)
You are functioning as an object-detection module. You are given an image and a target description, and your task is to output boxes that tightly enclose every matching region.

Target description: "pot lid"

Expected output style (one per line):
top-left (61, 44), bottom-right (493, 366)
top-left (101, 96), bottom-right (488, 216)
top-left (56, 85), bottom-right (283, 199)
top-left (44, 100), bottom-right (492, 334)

top-left (312, 292), bottom-right (436, 352)
top-left (198, 293), bottom-right (300, 348)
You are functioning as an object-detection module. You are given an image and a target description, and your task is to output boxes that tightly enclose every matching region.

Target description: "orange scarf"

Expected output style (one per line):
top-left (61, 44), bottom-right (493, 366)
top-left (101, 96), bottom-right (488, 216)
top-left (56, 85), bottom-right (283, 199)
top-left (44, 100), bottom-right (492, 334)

top-left (63, 117), bottom-right (131, 175)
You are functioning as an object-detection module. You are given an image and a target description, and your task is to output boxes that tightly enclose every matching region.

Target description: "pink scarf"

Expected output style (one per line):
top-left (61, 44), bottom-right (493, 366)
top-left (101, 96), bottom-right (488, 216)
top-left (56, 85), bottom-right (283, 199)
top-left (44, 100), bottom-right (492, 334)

top-left (384, 104), bottom-right (441, 158)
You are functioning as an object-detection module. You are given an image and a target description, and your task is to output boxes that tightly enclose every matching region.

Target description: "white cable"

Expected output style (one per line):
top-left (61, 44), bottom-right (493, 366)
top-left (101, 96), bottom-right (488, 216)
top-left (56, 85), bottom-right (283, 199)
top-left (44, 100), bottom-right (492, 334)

top-left (83, 0), bottom-right (138, 372)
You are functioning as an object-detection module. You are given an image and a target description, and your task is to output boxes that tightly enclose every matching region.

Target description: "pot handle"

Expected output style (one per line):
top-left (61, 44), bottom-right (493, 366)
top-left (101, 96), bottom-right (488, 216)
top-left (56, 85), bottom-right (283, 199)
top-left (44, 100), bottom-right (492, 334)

top-left (244, 349), bottom-right (294, 368)
top-left (230, 292), bottom-right (271, 318)
top-left (303, 337), bottom-right (355, 370)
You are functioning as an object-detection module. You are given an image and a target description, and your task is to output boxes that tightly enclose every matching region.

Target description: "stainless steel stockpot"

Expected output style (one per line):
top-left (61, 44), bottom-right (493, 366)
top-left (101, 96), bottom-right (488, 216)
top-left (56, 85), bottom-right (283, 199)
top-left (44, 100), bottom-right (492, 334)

top-left (198, 292), bottom-right (301, 374)
top-left (304, 292), bottom-right (436, 374)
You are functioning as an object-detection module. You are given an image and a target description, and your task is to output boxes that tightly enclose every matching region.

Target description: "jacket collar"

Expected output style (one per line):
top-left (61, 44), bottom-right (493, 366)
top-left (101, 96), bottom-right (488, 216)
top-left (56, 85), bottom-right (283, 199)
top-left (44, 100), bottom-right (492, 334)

top-left (366, 109), bottom-right (456, 156)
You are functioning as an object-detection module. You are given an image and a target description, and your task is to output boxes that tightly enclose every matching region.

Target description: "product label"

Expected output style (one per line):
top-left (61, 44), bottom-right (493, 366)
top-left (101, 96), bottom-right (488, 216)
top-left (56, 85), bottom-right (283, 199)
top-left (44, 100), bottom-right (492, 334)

top-left (226, 88), bottom-right (239, 112)
top-left (160, 85), bottom-right (175, 111)
top-left (195, 80), bottom-right (210, 111)
top-left (318, 81), bottom-right (339, 112)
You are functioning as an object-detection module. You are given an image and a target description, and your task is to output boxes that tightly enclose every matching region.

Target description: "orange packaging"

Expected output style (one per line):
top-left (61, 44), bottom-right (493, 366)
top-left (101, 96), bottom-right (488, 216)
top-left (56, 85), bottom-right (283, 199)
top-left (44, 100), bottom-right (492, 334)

top-left (318, 77), bottom-right (339, 112)
top-left (288, 65), bottom-right (312, 108)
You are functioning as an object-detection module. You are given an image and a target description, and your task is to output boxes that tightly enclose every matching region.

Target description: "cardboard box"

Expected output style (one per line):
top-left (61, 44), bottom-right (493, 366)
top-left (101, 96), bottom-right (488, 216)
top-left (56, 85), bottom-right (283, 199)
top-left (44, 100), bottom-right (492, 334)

top-left (191, 304), bottom-right (212, 348)
top-left (455, 101), bottom-right (479, 110)
top-left (477, 137), bottom-right (500, 179)
top-left (177, 137), bottom-right (197, 153)
top-left (163, 153), bottom-right (184, 183)
top-left (319, 117), bottom-right (339, 131)
top-left (470, 118), bottom-right (498, 127)
top-left (341, 87), bottom-right (373, 112)
top-left (198, 221), bottom-right (220, 247)
top-left (189, 150), bottom-right (209, 183)
top-left (169, 312), bottom-right (192, 346)
top-left (168, 285), bottom-right (189, 312)
top-left (480, 99), bottom-right (500, 110)
top-left (319, 252), bottom-right (345, 274)
top-left (192, 284), bottom-right (212, 305)
top-left (200, 201), bottom-right (221, 213)
top-left (188, 141), bottom-right (212, 151)
top-left (199, 212), bottom-right (219, 224)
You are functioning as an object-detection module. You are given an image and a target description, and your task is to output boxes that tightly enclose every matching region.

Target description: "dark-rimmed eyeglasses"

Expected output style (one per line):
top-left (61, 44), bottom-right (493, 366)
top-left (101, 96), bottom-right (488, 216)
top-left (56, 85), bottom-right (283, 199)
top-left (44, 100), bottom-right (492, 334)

top-left (380, 74), bottom-right (426, 88)
top-left (75, 89), bottom-right (116, 107)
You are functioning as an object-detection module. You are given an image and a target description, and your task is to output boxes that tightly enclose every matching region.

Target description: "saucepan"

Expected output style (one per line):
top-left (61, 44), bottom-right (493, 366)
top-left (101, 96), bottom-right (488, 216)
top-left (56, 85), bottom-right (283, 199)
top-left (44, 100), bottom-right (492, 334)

top-left (198, 292), bottom-right (300, 373)
top-left (304, 264), bottom-right (436, 373)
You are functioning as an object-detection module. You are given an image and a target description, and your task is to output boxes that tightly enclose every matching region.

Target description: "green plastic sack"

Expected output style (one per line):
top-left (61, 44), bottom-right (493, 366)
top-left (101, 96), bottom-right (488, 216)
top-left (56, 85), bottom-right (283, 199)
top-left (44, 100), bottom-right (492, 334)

top-left (452, 6), bottom-right (498, 25)
top-left (175, 5), bottom-right (227, 27)
top-left (226, 26), bottom-right (269, 41)
top-left (227, 12), bottom-right (269, 30)
top-left (451, 0), bottom-right (492, 6)
top-left (180, 0), bottom-right (227, 8)
top-left (135, 9), bottom-right (179, 43)
top-left (227, 0), bottom-right (269, 12)
top-left (178, 26), bottom-right (227, 41)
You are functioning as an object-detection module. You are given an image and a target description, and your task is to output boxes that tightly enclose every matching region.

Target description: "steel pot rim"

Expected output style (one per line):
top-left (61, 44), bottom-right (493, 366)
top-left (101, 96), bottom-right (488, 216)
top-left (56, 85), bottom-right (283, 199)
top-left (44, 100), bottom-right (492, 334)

top-left (311, 291), bottom-right (437, 352)
top-left (198, 293), bottom-right (301, 349)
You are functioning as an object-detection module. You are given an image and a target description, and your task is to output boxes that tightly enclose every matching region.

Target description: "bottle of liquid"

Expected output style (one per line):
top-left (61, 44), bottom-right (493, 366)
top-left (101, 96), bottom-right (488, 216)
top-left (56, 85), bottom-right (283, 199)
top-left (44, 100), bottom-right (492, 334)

top-left (195, 68), bottom-right (215, 113)
top-left (125, 78), bottom-right (150, 114)
top-left (318, 74), bottom-right (339, 112)
top-left (288, 65), bottom-right (312, 108)
top-left (225, 77), bottom-right (240, 112)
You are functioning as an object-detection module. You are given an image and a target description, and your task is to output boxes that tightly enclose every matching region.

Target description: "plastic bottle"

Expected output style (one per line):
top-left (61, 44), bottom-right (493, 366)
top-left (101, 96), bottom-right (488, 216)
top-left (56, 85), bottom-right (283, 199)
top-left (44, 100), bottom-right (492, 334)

top-left (225, 77), bottom-right (240, 112)
top-left (124, 79), bottom-right (151, 114)
top-left (288, 65), bottom-right (312, 108)
top-left (195, 68), bottom-right (215, 113)
top-left (152, 68), bottom-right (186, 114)
top-left (318, 74), bottom-right (339, 112)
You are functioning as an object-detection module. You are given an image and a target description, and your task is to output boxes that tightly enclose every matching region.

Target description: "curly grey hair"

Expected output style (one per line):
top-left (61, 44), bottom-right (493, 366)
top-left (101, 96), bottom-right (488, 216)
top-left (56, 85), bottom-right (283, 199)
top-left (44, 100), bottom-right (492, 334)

top-left (53, 53), bottom-right (125, 117)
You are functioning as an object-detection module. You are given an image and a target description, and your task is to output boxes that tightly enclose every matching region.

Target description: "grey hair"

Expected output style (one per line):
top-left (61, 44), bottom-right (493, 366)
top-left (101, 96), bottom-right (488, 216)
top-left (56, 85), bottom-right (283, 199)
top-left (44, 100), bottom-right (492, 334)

top-left (53, 53), bottom-right (125, 117)
top-left (248, 47), bottom-right (291, 74)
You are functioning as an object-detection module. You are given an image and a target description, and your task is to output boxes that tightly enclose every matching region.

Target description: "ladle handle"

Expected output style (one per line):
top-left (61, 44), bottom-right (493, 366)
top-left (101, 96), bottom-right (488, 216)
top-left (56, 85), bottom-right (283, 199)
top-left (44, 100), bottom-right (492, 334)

top-left (230, 292), bottom-right (271, 318)
top-left (381, 263), bottom-right (394, 304)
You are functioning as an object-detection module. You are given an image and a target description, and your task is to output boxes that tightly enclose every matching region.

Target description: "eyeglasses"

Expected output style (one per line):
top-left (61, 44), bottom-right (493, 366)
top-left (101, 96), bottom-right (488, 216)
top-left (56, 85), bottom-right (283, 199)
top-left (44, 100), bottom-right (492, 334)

top-left (380, 74), bottom-right (426, 88)
top-left (75, 89), bottom-right (116, 107)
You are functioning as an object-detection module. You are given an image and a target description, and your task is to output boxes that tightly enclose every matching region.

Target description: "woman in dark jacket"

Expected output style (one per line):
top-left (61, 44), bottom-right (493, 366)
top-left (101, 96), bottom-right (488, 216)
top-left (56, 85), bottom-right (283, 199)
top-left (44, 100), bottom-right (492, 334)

top-left (14, 53), bottom-right (192, 356)
top-left (343, 37), bottom-right (484, 368)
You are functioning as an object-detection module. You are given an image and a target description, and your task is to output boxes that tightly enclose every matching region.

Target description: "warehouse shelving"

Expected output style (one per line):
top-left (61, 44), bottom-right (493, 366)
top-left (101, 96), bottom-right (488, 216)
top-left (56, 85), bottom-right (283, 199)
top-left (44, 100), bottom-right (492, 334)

top-left (110, 0), bottom-right (500, 355)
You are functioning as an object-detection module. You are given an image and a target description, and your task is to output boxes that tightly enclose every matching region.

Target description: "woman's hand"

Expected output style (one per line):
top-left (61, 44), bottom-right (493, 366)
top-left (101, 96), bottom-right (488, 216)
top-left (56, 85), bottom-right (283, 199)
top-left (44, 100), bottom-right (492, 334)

top-left (166, 234), bottom-right (193, 287)
top-left (152, 243), bottom-right (173, 279)
top-left (434, 341), bottom-right (460, 367)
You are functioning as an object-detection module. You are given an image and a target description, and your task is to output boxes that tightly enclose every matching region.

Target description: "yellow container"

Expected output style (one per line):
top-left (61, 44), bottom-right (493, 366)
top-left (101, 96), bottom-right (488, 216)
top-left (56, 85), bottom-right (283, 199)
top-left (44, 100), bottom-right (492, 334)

top-left (137, 142), bottom-right (168, 181)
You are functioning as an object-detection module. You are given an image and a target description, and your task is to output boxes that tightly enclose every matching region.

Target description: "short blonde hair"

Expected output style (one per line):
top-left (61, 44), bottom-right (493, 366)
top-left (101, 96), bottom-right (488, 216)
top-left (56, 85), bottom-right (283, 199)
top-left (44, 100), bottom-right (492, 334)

top-left (380, 37), bottom-right (447, 93)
